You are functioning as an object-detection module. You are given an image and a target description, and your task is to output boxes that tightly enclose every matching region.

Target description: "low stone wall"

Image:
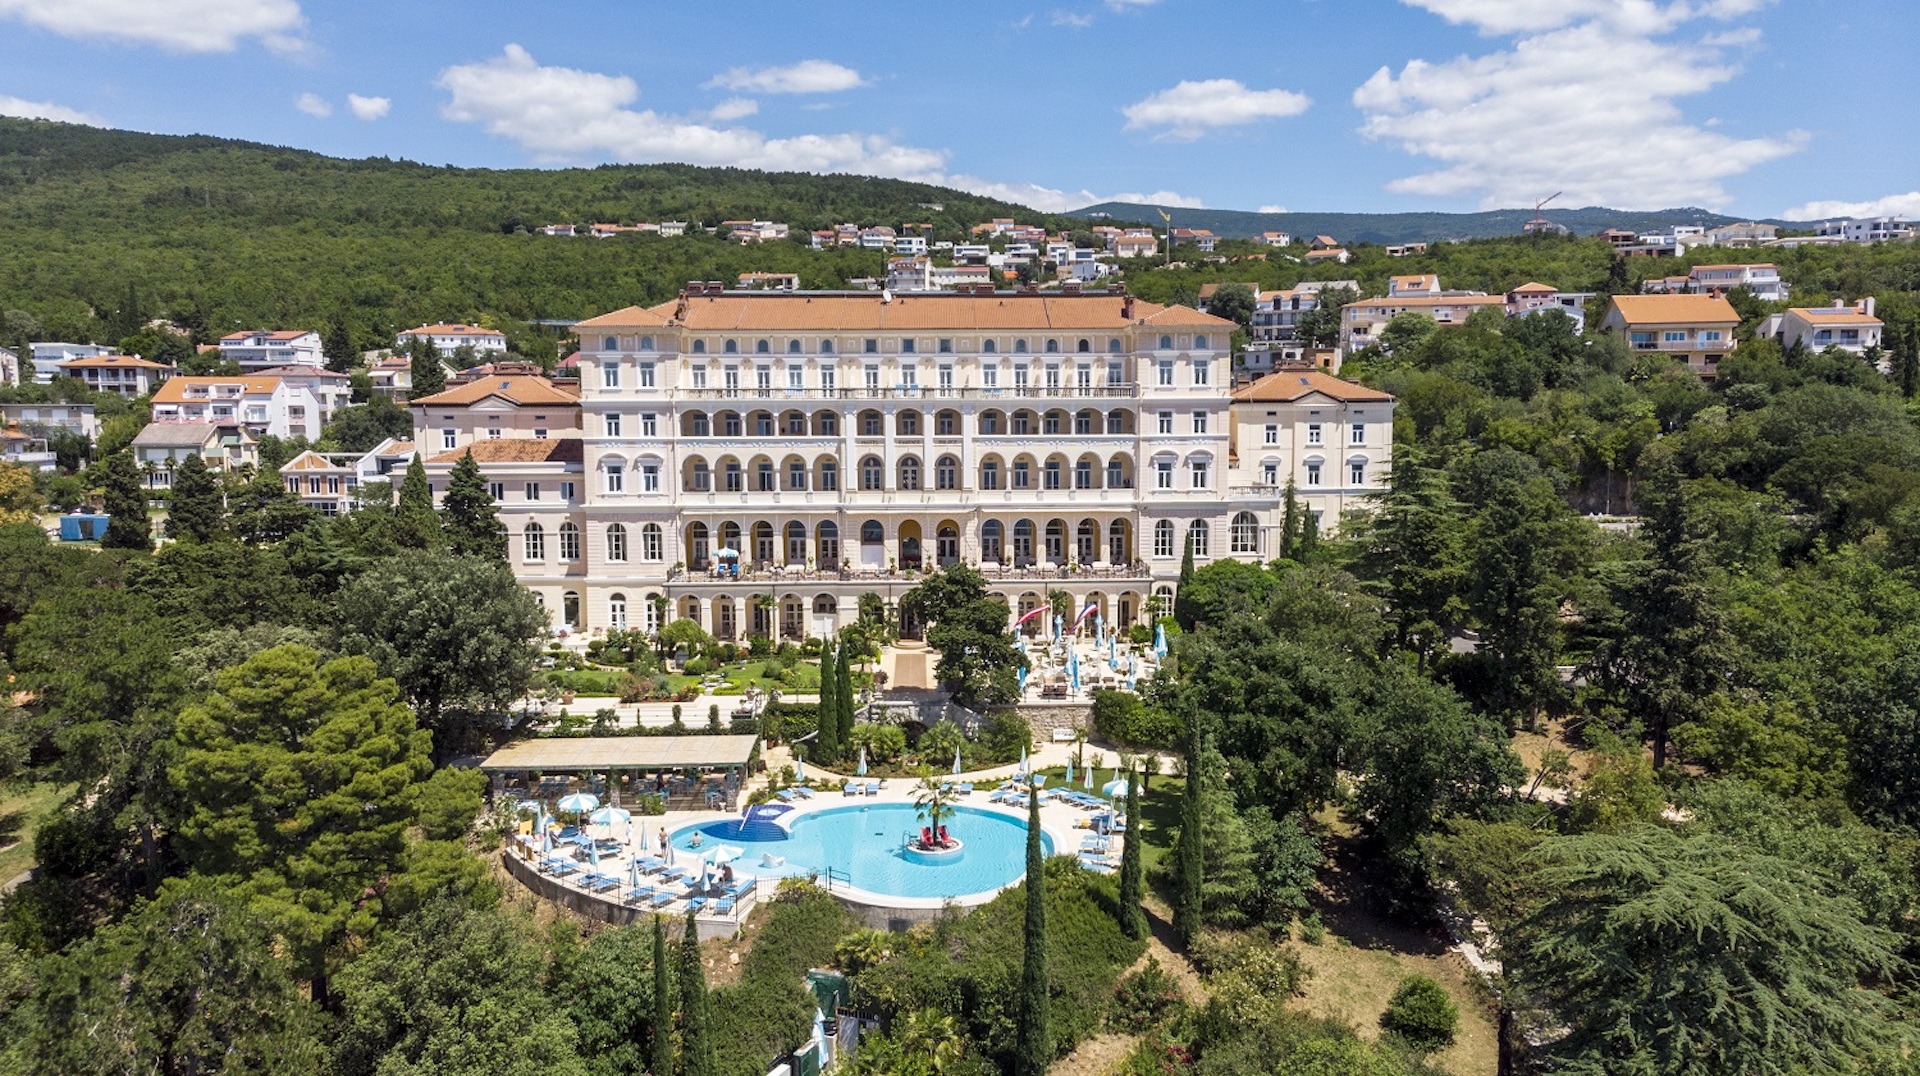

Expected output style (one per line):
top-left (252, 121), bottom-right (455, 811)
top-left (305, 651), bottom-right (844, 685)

top-left (502, 852), bottom-right (744, 941)
top-left (1016, 703), bottom-right (1091, 742)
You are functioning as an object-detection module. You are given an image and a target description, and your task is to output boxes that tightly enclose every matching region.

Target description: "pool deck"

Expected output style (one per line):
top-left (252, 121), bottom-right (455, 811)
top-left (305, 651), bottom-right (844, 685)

top-left (506, 738), bottom-right (1157, 932)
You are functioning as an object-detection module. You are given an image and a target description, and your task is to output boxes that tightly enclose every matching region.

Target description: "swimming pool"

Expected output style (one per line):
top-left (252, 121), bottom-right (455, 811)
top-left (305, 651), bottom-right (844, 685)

top-left (673, 803), bottom-right (1051, 900)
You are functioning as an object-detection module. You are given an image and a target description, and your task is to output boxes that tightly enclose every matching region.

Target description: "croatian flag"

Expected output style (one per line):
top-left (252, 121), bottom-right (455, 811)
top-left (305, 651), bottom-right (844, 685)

top-left (1013, 605), bottom-right (1049, 630)
top-left (1072, 601), bottom-right (1099, 631)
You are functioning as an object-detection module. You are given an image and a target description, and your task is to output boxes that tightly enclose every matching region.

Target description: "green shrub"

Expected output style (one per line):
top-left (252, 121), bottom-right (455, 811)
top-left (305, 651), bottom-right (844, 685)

top-left (1379, 974), bottom-right (1457, 1053)
top-left (748, 635), bottom-right (774, 658)
top-left (684, 657), bottom-right (711, 677)
top-left (978, 709), bottom-right (1032, 763)
top-left (1110, 957), bottom-right (1183, 1032)
top-left (1091, 689), bottom-right (1183, 749)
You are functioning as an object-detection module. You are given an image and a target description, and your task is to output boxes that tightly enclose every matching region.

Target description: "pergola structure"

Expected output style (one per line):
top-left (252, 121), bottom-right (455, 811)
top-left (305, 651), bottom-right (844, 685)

top-left (480, 735), bottom-right (760, 805)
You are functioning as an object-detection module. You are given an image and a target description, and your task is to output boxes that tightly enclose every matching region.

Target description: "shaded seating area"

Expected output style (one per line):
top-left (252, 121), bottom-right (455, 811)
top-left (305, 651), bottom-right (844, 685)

top-left (482, 734), bottom-right (761, 812)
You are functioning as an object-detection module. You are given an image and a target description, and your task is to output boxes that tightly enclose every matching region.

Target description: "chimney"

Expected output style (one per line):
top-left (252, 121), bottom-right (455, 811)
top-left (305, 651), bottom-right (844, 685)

top-left (1863, 296), bottom-right (1876, 317)
top-left (1121, 294), bottom-right (1135, 320)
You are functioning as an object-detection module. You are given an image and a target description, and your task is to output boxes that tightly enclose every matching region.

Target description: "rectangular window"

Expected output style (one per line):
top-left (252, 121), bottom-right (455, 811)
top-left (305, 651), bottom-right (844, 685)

top-left (1305, 462), bottom-right (1321, 487)
top-left (1702, 330), bottom-right (1724, 342)
top-left (900, 364), bottom-right (918, 390)
top-left (691, 367), bottom-right (708, 389)
top-left (1107, 360), bottom-right (1124, 385)
top-left (1045, 365), bottom-right (1060, 391)
top-left (1192, 360), bottom-right (1210, 386)
top-left (558, 526), bottom-right (578, 560)
top-left (561, 481), bottom-right (576, 500)
top-left (789, 368), bottom-right (804, 391)
top-left (1158, 411), bottom-right (1174, 435)
top-left (1663, 331), bottom-right (1687, 343)
top-left (901, 338), bottom-right (916, 354)
top-left (638, 362), bottom-right (655, 388)
top-left (641, 413), bottom-right (657, 437)
top-left (1262, 463), bottom-right (1278, 485)
top-left (1156, 460), bottom-right (1174, 489)
top-left (865, 339), bottom-right (879, 354)
top-left (1306, 423), bottom-right (1323, 445)
top-left (1158, 360), bottom-right (1174, 387)
top-left (1076, 364), bottom-right (1092, 390)
top-left (1190, 461), bottom-right (1209, 489)
top-left (486, 427), bottom-right (501, 440)
top-left (605, 412), bottom-right (622, 437)
top-left (938, 364), bottom-right (953, 391)
top-left (488, 482), bottom-right (504, 501)
top-left (820, 368), bottom-right (835, 394)
top-left (525, 482), bottom-right (540, 501)
top-left (982, 365), bottom-right (998, 390)
top-left (642, 463), bottom-right (660, 492)
top-left (600, 360), bottom-right (620, 388)
top-left (1264, 424), bottom-right (1279, 445)
top-left (938, 338), bottom-right (953, 353)
top-left (534, 428), bottom-right (548, 440)
top-left (865, 365), bottom-right (881, 391)
top-left (756, 367), bottom-right (772, 391)
top-left (1013, 365), bottom-right (1030, 391)
top-left (723, 367), bottom-right (739, 393)
top-left (1155, 526), bottom-right (1174, 558)
top-left (1350, 461), bottom-right (1367, 485)
top-left (441, 428), bottom-right (456, 450)
top-left (1191, 411), bottom-right (1208, 435)
top-left (605, 464), bottom-right (623, 494)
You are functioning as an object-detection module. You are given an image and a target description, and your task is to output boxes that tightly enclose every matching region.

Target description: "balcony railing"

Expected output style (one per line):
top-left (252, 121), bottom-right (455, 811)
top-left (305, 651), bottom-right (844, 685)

top-left (671, 385), bottom-right (1141, 401)
top-left (665, 561), bottom-right (1154, 585)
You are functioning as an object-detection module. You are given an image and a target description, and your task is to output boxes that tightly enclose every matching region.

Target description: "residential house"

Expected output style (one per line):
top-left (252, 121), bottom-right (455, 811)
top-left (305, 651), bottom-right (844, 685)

top-left (537, 224), bottom-right (577, 237)
top-left (149, 375), bottom-right (326, 440)
top-left (858, 227), bottom-right (896, 249)
top-left (656, 221), bottom-right (689, 237)
top-left (0, 402), bottom-right (98, 440)
top-left (254, 366), bottom-right (352, 422)
top-left (0, 347), bottom-right (16, 387)
top-left (1309, 235), bottom-right (1341, 250)
top-left (55, 354), bottom-right (174, 397)
top-left (1171, 228), bottom-right (1218, 252)
top-left (1303, 247), bottom-right (1352, 266)
top-left (1258, 231), bottom-right (1293, 247)
top-left (1763, 299), bottom-right (1883, 357)
top-left (218, 329), bottom-right (325, 370)
top-left (408, 374), bottom-right (580, 457)
top-left (395, 323), bottom-right (508, 358)
top-left (1385, 243), bottom-right (1429, 257)
top-left (1686, 263), bottom-right (1788, 302)
top-left (1815, 218), bottom-right (1915, 244)
top-left (129, 420), bottom-right (256, 487)
top-left (1387, 274), bottom-right (1442, 297)
top-left (1338, 292), bottom-right (1506, 363)
top-left (893, 235), bottom-right (929, 256)
top-left (29, 342), bottom-right (115, 383)
top-left (1506, 283), bottom-right (1593, 331)
top-left (1598, 294), bottom-right (1740, 375)
top-left (1598, 228), bottom-right (1639, 248)
top-left (1196, 283), bottom-right (1260, 314)
top-left (366, 352), bottom-right (413, 398)
top-left (1111, 235), bottom-right (1159, 259)
top-left (1, 424), bottom-right (56, 471)
top-left (737, 272), bottom-right (802, 291)
top-left (590, 223), bottom-right (655, 238)
top-left (1703, 222), bottom-right (1778, 248)
top-left (1228, 370), bottom-right (1396, 536)
top-left (279, 450), bottom-right (367, 516)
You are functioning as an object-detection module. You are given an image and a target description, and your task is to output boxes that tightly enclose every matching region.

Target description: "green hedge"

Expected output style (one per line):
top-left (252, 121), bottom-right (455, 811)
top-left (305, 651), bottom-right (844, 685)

top-left (711, 884), bottom-right (856, 1076)
top-left (1091, 690), bottom-right (1183, 750)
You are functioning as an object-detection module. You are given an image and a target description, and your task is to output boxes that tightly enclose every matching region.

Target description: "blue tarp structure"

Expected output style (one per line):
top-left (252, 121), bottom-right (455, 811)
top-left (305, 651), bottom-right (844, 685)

top-left (58, 514), bottom-right (108, 541)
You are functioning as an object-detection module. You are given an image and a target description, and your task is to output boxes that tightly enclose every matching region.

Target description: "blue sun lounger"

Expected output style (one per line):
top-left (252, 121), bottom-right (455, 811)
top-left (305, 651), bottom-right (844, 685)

top-left (684, 894), bottom-right (709, 915)
top-left (647, 889), bottom-right (678, 909)
top-left (582, 873), bottom-right (622, 893)
top-left (540, 856), bottom-right (579, 875)
top-left (713, 895), bottom-right (736, 916)
top-left (660, 865), bottom-right (690, 884)
top-left (623, 886), bottom-right (656, 906)
top-left (844, 782), bottom-right (862, 797)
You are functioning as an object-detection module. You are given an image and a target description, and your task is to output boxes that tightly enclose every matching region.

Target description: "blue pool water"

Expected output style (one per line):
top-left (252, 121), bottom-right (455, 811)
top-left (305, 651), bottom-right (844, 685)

top-left (674, 803), bottom-right (1051, 900)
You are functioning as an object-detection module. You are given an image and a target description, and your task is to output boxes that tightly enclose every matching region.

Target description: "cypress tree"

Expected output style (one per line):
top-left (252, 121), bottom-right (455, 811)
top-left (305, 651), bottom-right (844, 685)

top-left (836, 640), bottom-right (856, 748)
top-left (678, 911), bottom-right (716, 1076)
top-left (1118, 766), bottom-right (1146, 940)
top-left (164, 452), bottom-right (225, 542)
top-left (1279, 476), bottom-right (1301, 560)
top-left (395, 454), bottom-right (444, 551)
top-left (408, 336), bottom-right (446, 397)
top-left (651, 915), bottom-right (675, 1076)
top-left (1014, 784), bottom-right (1052, 1075)
top-left (323, 320), bottom-right (355, 374)
top-left (442, 450), bottom-right (505, 559)
top-left (815, 640), bottom-right (840, 763)
top-left (1172, 728), bottom-right (1206, 946)
top-left (100, 449), bottom-right (151, 551)
top-left (1172, 537), bottom-right (1197, 630)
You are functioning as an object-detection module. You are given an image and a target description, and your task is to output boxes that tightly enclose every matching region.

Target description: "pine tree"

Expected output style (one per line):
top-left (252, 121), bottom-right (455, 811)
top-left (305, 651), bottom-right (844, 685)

top-left (815, 640), bottom-right (840, 763)
top-left (408, 337), bottom-right (446, 398)
top-left (100, 449), bottom-right (151, 551)
top-left (1118, 766), bottom-right (1146, 940)
top-left (1172, 726), bottom-right (1206, 946)
top-left (323, 321), bottom-right (355, 374)
top-left (442, 451), bottom-right (505, 559)
top-left (395, 455), bottom-right (444, 551)
top-left (164, 452), bottom-right (225, 542)
top-left (651, 915), bottom-right (675, 1076)
top-left (678, 911), bottom-right (716, 1076)
top-left (1014, 785), bottom-right (1052, 1076)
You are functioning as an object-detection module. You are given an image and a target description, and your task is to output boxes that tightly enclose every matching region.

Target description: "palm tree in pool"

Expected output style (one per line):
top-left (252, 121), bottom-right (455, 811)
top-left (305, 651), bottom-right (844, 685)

top-left (912, 768), bottom-right (956, 849)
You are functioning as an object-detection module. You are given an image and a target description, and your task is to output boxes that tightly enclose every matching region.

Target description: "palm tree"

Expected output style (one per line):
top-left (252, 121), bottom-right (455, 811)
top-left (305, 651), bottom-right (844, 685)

top-left (912, 768), bottom-right (955, 848)
top-left (897, 1009), bottom-right (967, 1073)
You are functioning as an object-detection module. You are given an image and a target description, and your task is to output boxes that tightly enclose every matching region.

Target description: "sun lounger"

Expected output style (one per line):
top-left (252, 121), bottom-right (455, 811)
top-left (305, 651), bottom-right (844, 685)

top-left (661, 866), bottom-right (690, 884)
top-left (684, 895), bottom-right (709, 914)
top-left (648, 889), bottom-right (678, 909)
top-left (957, 783), bottom-right (974, 794)
top-left (844, 782), bottom-right (862, 797)
top-left (713, 896), bottom-right (736, 916)
top-left (791, 786), bottom-right (814, 799)
top-left (777, 789), bottom-right (798, 802)
top-left (725, 877), bottom-right (756, 898)
top-left (583, 873), bottom-right (622, 893)
top-left (866, 781), bottom-right (881, 795)
top-left (635, 856), bottom-right (666, 873)
top-left (540, 856), bottom-right (579, 875)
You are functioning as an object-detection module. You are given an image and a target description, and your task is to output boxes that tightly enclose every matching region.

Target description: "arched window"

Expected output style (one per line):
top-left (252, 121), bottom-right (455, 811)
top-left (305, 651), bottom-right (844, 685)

top-left (639, 336), bottom-right (654, 351)
top-left (1158, 335), bottom-right (1173, 350)
top-left (723, 339), bottom-right (739, 354)
top-left (1045, 339), bottom-right (1060, 353)
top-left (609, 593), bottom-right (627, 631)
top-left (1076, 338), bottom-right (1091, 352)
top-left (563, 590), bottom-right (581, 628)
top-left (606, 524), bottom-right (628, 562)
top-left (641, 523), bottom-right (663, 561)
top-left (980, 457), bottom-right (1001, 490)
top-left (898, 455), bottom-right (922, 491)
top-left (820, 339), bottom-right (835, 354)
top-left (860, 456), bottom-right (884, 490)
top-left (523, 522), bottom-right (545, 561)
top-left (559, 522), bottom-right (580, 561)
top-left (1074, 459), bottom-right (1093, 489)
top-left (860, 520), bottom-right (884, 544)
top-left (979, 411), bottom-right (1002, 435)
top-left (755, 339), bottom-right (771, 354)
top-left (1107, 338), bottom-right (1122, 353)
top-left (936, 455), bottom-right (959, 490)
top-left (1154, 520), bottom-right (1175, 558)
top-left (692, 340), bottom-right (707, 354)
top-left (1014, 339), bottom-right (1029, 353)
top-left (983, 339), bottom-right (998, 354)
top-left (689, 413), bottom-right (710, 436)
top-left (602, 335), bottom-right (617, 351)
top-left (819, 459), bottom-right (838, 491)
top-left (1193, 334), bottom-right (1209, 350)
top-left (1230, 512), bottom-right (1259, 554)
top-left (1187, 520), bottom-right (1210, 558)
top-left (981, 519), bottom-right (1004, 561)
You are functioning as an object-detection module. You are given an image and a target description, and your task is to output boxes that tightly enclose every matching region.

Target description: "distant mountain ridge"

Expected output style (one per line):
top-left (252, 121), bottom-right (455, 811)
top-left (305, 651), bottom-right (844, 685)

top-left (1068, 202), bottom-right (1810, 245)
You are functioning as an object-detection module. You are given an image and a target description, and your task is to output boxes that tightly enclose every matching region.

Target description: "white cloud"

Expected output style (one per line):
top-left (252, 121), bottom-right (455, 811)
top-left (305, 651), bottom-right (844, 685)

top-left (1105, 0), bottom-right (1160, 9)
top-left (1782, 192), bottom-right (1920, 221)
top-left (707, 97), bottom-right (759, 122)
top-left (0, 0), bottom-right (304, 52)
top-left (1051, 10), bottom-right (1095, 27)
top-left (705, 59), bottom-right (866, 95)
top-left (439, 45), bottom-right (944, 178)
top-left (1354, 10), bottom-right (1802, 209)
top-left (1257, 204), bottom-right (1289, 214)
top-left (1122, 79), bottom-right (1311, 140)
top-left (0, 94), bottom-right (103, 125)
top-left (295, 92), bottom-right (331, 118)
top-left (347, 94), bottom-right (391, 121)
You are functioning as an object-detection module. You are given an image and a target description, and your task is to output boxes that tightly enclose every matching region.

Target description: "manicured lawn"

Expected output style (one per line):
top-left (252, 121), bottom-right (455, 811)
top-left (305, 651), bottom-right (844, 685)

top-left (0, 781), bottom-right (72, 885)
top-left (1030, 765), bottom-right (1184, 874)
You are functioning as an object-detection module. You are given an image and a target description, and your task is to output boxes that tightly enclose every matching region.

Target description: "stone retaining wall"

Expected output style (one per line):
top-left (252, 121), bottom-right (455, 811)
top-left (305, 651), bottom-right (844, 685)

top-left (1016, 703), bottom-right (1091, 741)
top-left (502, 852), bottom-right (744, 941)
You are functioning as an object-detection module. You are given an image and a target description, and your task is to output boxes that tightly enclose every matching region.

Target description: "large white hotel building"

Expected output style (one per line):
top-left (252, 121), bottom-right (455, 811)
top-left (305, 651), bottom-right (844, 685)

top-left (339, 286), bottom-right (1395, 640)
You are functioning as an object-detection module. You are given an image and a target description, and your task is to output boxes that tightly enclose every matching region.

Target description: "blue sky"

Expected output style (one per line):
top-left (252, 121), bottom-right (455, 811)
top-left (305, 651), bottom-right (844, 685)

top-left (1, 0), bottom-right (1914, 219)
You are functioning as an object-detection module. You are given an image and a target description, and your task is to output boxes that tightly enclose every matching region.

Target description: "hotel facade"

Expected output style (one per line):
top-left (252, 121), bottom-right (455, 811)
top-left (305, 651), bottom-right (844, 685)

top-left (394, 287), bottom-right (1395, 642)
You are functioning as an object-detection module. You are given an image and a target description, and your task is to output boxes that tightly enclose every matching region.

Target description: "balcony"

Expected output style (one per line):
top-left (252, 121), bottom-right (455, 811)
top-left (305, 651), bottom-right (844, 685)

top-left (670, 385), bottom-right (1140, 402)
top-left (665, 561), bottom-right (1155, 586)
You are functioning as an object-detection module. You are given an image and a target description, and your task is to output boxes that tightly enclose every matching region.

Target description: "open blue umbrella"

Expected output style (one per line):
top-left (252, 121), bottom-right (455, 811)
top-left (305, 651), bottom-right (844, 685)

top-left (557, 792), bottom-right (599, 815)
top-left (1102, 776), bottom-right (1137, 800)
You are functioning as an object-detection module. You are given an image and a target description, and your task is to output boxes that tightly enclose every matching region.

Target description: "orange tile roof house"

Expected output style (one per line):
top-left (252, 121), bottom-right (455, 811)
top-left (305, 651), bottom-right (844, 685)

top-left (409, 375), bottom-right (581, 457)
top-left (1338, 293), bottom-right (1506, 364)
top-left (218, 329), bottom-right (324, 370)
top-left (150, 374), bottom-right (327, 440)
top-left (1598, 295), bottom-right (1740, 375)
top-left (1764, 299), bottom-right (1883, 357)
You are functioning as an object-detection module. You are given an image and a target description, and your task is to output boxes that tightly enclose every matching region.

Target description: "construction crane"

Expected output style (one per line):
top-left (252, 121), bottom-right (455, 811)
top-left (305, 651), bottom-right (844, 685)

top-left (1525, 191), bottom-right (1563, 234)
